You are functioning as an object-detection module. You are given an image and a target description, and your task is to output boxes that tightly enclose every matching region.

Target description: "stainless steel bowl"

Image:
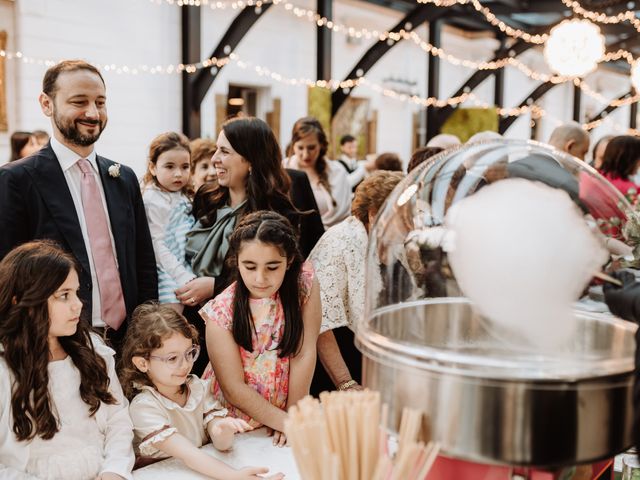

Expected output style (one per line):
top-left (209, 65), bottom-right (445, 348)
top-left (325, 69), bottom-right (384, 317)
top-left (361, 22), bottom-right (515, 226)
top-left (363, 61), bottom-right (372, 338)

top-left (357, 299), bottom-right (637, 467)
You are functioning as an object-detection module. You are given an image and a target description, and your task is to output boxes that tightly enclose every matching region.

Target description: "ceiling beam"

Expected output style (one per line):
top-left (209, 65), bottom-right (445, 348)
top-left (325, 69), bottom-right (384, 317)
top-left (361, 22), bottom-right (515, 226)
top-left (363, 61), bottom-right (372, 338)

top-left (586, 91), bottom-right (634, 124)
top-left (190, 5), bottom-right (273, 109)
top-left (330, 4), bottom-right (448, 116)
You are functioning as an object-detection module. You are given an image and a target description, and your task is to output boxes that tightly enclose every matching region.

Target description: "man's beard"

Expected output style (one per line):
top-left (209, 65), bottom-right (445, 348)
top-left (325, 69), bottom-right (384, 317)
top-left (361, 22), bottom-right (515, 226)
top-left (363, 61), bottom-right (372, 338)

top-left (54, 112), bottom-right (106, 147)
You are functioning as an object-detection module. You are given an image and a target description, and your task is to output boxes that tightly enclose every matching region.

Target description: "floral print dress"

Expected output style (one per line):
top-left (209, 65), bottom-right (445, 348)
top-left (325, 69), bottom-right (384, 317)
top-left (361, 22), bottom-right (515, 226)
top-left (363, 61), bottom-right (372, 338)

top-left (199, 262), bottom-right (314, 427)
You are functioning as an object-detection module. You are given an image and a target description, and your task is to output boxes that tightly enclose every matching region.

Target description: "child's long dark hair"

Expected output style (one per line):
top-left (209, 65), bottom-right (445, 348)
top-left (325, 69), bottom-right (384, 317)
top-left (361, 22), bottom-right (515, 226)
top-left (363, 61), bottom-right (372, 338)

top-left (229, 211), bottom-right (304, 358)
top-left (118, 302), bottom-right (199, 399)
top-left (0, 240), bottom-right (116, 441)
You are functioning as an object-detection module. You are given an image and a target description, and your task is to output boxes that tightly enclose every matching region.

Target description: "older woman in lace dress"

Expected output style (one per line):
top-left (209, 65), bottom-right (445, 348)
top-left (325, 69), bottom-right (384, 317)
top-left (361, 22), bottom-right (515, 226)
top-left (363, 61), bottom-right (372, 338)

top-left (308, 171), bottom-right (404, 393)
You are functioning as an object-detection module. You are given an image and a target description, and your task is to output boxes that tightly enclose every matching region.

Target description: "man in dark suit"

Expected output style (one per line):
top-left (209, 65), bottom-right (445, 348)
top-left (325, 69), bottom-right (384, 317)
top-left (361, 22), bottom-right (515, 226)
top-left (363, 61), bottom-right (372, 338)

top-left (0, 60), bottom-right (157, 345)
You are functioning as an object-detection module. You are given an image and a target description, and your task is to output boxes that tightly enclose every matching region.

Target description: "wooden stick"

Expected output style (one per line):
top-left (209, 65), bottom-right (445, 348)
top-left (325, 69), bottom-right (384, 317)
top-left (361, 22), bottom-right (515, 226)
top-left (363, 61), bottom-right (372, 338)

top-left (594, 271), bottom-right (623, 286)
top-left (287, 390), bottom-right (438, 480)
top-left (372, 455), bottom-right (393, 480)
top-left (416, 442), bottom-right (440, 480)
top-left (348, 394), bottom-right (359, 479)
top-left (380, 403), bottom-right (389, 457)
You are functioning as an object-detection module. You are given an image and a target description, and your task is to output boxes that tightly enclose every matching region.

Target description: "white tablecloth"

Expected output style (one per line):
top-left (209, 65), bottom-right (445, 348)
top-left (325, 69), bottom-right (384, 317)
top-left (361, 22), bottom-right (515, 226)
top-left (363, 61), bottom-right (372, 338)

top-left (132, 428), bottom-right (300, 479)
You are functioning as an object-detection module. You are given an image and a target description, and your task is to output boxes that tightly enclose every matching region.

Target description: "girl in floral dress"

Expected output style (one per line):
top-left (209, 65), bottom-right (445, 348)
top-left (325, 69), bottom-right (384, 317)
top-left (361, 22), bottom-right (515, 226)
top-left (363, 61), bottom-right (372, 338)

top-left (200, 211), bottom-right (321, 447)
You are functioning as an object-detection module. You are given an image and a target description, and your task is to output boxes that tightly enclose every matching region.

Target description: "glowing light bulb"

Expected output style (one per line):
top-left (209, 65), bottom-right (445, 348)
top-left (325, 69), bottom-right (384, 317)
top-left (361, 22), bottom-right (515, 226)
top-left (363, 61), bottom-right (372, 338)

top-left (544, 19), bottom-right (605, 77)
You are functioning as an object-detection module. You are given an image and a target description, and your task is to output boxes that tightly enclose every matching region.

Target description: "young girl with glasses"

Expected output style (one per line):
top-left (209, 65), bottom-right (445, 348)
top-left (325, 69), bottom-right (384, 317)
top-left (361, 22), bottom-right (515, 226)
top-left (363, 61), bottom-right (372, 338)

top-left (200, 211), bottom-right (321, 447)
top-left (119, 303), bottom-right (282, 479)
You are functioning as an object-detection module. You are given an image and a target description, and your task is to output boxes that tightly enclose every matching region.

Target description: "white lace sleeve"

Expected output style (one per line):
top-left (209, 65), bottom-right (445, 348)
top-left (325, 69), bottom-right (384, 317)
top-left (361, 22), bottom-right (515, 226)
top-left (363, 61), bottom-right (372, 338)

top-left (309, 217), bottom-right (367, 333)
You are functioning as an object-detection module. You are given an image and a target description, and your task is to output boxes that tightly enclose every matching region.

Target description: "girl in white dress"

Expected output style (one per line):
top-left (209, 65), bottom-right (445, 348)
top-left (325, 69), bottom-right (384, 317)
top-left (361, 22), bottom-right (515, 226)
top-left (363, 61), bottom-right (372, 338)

top-left (141, 132), bottom-right (196, 312)
top-left (119, 303), bottom-right (283, 480)
top-left (0, 240), bottom-right (134, 480)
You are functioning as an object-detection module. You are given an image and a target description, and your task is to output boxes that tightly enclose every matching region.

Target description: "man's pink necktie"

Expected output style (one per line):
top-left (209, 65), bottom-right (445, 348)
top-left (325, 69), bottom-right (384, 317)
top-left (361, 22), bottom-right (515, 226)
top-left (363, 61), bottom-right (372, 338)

top-left (77, 159), bottom-right (126, 330)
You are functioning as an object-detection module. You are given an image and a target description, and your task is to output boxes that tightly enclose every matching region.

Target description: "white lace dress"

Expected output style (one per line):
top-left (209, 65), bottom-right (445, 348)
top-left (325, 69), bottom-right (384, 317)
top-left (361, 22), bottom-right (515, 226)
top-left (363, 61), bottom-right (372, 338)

top-left (308, 216), bottom-right (368, 332)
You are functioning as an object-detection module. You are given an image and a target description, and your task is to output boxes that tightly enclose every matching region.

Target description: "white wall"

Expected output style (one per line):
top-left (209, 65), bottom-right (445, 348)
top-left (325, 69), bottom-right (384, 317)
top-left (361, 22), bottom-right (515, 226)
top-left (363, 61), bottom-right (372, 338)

top-left (1, 0), bottom-right (634, 171)
top-left (3, 0), bottom-right (181, 175)
top-left (0, 0), bottom-right (17, 163)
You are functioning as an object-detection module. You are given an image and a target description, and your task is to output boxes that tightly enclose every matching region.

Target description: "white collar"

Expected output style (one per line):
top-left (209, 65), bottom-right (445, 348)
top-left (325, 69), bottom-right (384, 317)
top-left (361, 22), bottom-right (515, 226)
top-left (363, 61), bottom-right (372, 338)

top-left (51, 136), bottom-right (98, 173)
top-left (135, 375), bottom-right (204, 411)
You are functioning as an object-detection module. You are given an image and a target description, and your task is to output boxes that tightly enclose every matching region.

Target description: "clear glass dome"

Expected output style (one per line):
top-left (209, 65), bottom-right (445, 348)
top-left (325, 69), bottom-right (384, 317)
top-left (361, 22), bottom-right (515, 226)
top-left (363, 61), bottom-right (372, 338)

top-left (359, 139), bottom-right (635, 380)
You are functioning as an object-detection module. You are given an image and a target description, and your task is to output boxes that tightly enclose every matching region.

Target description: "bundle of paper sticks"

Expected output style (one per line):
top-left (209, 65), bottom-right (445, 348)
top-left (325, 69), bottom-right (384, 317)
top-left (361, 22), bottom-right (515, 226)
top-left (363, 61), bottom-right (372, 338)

top-left (285, 390), bottom-right (439, 480)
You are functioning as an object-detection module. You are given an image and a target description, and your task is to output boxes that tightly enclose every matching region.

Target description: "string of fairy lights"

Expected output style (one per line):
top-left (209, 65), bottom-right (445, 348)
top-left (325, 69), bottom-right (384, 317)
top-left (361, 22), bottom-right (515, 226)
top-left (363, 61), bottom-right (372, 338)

top-left (144, 0), bottom-right (640, 94)
top-left (148, 0), bottom-right (550, 44)
top-left (561, 0), bottom-right (640, 32)
top-left (3, 0), bottom-right (640, 132)
top-left (141, 0), bottom-right (640, 80)
top-left (3, 4), bottom-right (634, 106)
top-left (1, 45), bottom-right (631, 131)
top-left (141, 0), bottom-right (640, 74)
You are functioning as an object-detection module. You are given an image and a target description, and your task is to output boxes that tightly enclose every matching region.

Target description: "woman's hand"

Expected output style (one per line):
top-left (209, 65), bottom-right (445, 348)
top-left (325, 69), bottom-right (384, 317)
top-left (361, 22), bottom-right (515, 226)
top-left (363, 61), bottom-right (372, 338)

top-left (175, 277), bottom-right (215, 306)
top-left (266, 427), bottom-right (287, 447)
top-left (345, 381), bottom-right (364, 391)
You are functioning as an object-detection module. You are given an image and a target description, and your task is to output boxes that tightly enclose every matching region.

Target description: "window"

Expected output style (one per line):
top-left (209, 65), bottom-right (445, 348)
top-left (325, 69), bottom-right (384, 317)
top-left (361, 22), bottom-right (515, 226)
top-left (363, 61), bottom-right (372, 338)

top-left (227, 85), bottom-right (258, 118)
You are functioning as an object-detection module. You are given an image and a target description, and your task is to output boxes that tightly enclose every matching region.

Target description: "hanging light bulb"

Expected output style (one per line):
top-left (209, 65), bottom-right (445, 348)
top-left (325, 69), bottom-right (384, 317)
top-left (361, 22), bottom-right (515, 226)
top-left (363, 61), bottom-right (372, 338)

top-left (543, 19), bottom-right (605, 77)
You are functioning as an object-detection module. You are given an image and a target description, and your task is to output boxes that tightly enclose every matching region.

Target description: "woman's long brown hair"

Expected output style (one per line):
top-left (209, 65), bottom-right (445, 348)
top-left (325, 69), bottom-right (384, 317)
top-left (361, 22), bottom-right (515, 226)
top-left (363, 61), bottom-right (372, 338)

top-left (0, 240), bottom-right (116, 441)
top-left (290, 116), bottom-right (335, 206)
top-left (600, 135), bottom-right (640, 180)
top-left (192, 117), bottom-right (297, 227)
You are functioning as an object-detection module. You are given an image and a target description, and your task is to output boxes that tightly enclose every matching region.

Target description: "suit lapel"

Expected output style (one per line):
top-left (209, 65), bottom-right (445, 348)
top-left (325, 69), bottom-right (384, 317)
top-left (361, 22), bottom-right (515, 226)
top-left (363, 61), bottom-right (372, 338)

top-left (29, 146), bottom-right (91, 274)
top-left (96, 156), bottom-right (128, 268)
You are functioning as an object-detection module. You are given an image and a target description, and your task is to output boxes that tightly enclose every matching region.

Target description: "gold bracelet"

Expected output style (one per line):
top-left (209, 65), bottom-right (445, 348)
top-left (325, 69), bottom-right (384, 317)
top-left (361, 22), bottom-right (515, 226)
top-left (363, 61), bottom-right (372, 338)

top-left (337, 379), bottom-right (357, 391)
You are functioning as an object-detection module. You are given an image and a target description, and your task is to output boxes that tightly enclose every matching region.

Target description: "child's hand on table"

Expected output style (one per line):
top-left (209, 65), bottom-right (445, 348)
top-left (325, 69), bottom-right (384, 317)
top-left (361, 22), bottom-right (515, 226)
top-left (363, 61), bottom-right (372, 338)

top-left (211, 417), bottom-right (253, 451)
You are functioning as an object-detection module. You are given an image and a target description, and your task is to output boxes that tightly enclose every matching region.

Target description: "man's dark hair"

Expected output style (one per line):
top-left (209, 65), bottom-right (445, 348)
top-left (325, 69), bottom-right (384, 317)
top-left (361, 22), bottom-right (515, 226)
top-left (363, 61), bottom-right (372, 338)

top-left (340, 134), bottom-right (356, 146)
top-left (42, 60), bottom-right (105, 98)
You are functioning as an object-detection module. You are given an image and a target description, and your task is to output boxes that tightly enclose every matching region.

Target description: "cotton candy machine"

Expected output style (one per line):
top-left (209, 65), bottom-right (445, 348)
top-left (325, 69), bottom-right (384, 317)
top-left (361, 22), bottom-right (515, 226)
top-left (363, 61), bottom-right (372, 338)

top-left (357, 139), bottom-right (638, 472)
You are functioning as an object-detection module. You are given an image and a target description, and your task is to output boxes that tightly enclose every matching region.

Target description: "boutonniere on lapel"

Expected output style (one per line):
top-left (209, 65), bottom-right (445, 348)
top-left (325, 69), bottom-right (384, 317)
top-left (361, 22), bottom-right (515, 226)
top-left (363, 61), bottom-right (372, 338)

top-left (108, 163), bottom-right (121, 178)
